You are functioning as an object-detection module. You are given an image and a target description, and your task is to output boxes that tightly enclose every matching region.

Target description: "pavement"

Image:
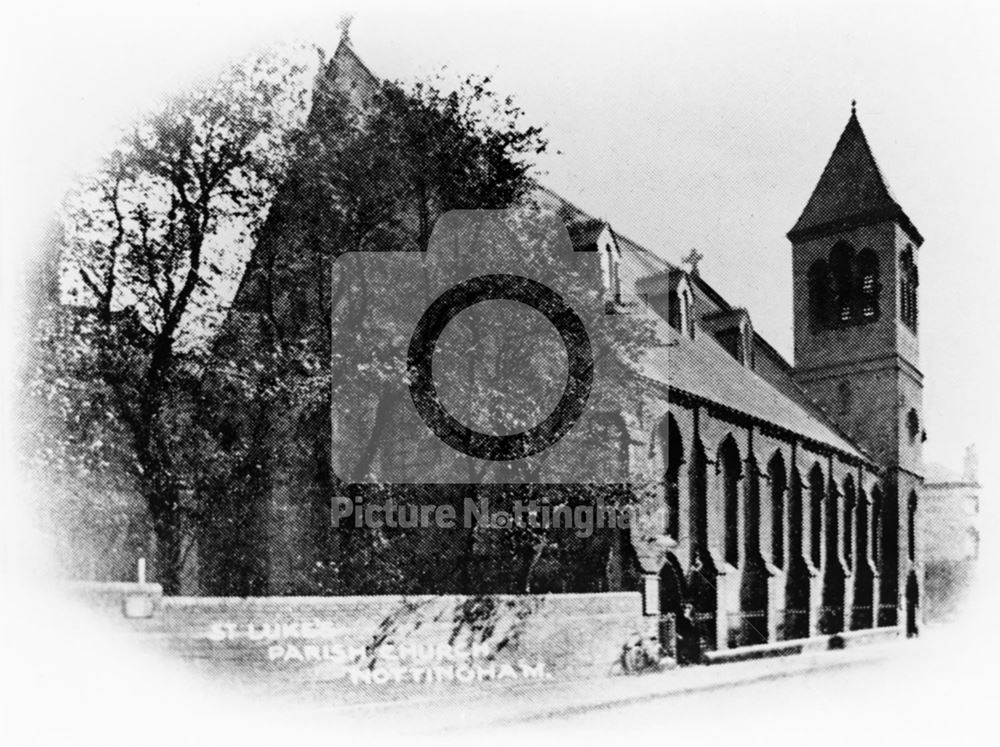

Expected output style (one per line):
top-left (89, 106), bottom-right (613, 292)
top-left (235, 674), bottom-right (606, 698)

top-left (286, 634), bottom-right (911, 734)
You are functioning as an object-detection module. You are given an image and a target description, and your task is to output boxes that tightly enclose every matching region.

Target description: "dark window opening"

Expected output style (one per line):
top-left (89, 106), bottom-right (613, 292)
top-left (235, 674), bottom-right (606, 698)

top-left (769, 453), bottom-right (787, 569)
top-left (809, 259), bottom-right (832, 328)
top-left (691, 442), bottom-right (709, 551)
top-left (720, 437), bottom-right (741, 568)
top-left (809, 242), bottom-right (882, 331)
top-left (715, 327), bottom-right (742, 363)
top-left (663, 415), bottom-right (683, 540)
top-left (857, 248), bottom-right (880, 320)
top-left (809, 464), bottom-right (824, 568)
top-left (830, 241), bottom-right (856, 325)
top-left (667, 290), bottom-right (681, 331)
top-left (843, 477), bottom-right (856, 570)
top-left (907, 408), bottom-right (920, 444)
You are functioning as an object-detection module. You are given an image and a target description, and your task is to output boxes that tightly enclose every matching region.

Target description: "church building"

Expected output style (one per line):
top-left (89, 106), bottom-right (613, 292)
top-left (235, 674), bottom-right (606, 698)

top-left (223, 38), bottom-right (926, 654)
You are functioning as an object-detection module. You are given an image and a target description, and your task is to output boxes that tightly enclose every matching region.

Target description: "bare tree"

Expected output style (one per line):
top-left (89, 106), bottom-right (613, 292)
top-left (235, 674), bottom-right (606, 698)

top-left (55, 51), bottom-right (310, 593)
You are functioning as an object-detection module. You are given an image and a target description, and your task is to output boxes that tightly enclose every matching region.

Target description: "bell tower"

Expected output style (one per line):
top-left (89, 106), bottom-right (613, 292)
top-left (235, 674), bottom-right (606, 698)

top-left (788, 103), bottom-right (924, 627)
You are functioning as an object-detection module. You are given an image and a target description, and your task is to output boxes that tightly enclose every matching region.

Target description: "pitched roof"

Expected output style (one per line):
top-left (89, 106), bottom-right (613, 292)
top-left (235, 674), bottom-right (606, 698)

top-left (788, 110), bottom-right (922, 245)
top-left (640, 321), bottom-right (867, 461)
top-left (329, 37), bottom-right (378, 89)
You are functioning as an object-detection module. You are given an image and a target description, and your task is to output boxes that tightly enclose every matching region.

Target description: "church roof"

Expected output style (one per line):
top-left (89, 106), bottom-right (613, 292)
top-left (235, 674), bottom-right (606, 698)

top-left (537, 186), bottom-right (869, 461)
top-left (788, 109), bottom-right (923, 246)
top-left (639, 321), bottom-right (867, 461)
top-left (233, 43), bottom-right (874, 465)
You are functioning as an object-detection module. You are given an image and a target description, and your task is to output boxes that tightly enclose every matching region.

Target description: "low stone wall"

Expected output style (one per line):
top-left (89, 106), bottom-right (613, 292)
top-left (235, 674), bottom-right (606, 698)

top-left (81, 583), bottom-right (648, 704)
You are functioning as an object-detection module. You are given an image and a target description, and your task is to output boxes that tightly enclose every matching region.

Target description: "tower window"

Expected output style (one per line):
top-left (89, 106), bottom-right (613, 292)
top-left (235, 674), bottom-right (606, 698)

top-left (830, 241), bottom-right (856, 324)
top-left (857, 248), bottom-right (880, 320)
top-left (809, 241), bottom-right (880, 331)
top-left (808, 259), bottom-right (831, 328)
top-left (907, 408), bottom-right (920, 444)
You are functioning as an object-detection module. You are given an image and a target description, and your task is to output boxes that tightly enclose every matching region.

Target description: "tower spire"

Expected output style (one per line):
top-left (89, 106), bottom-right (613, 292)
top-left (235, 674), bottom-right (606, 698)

top-left (787, 106), bottom-right (922, 246)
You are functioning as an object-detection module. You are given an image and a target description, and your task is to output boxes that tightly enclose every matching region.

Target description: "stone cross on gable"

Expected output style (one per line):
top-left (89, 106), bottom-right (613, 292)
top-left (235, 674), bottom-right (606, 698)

top-left (682, 248), bottom-right (704, 276)
top-left (338, 14), bottom-right (354, 44)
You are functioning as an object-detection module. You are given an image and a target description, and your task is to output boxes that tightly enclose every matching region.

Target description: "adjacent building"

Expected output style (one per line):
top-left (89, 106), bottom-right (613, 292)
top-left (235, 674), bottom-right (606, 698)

top-left (922, 447), bottom-right (980, 621)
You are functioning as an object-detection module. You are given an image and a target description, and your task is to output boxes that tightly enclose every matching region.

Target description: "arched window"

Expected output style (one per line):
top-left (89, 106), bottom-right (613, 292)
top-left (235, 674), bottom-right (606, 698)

top-left (691, 441), bottom-right (709, 551)
top-left (809, 242), bottom-right (881, 330)
top-left (720, 436), bottom-right (742, 568)
top-left (663, 415), bottom-right (683, 540)
top-left (808, 259), bottom-right (831, 328)
top-left (838, 381), bottom-right (852, 415)
top-left (768, 452), bottom-right (787, 568)
top-left (809, 464), bottom-right (825, 568)
top-left (856, 248), bottom-right (880, 320)
top-left (829, 242), bottom-right (856, 324)
top-left (907, 409), bottom-right (920, 444)
top-left (789, 469), bottom-right (804, 560)
top-left (843, 476), bottom-right (856, 570)
top-left (856, 488), bottom-right (869, 566)
top-left (900, 246), bottom-right (919, 331)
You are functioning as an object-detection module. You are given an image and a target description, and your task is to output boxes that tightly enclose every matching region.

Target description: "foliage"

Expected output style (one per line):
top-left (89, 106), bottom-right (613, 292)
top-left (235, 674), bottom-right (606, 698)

top-left (28, 48), bottom-right (313, 593)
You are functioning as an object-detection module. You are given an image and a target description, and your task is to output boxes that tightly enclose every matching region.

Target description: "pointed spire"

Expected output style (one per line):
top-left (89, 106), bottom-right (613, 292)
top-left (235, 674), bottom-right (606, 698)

top-left (788, 105), bottom-right (922, 245)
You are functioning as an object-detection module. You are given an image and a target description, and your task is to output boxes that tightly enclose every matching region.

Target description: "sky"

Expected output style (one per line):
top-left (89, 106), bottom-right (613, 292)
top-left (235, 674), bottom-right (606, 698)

top-left (2, 0), bottom-right (997, 485)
